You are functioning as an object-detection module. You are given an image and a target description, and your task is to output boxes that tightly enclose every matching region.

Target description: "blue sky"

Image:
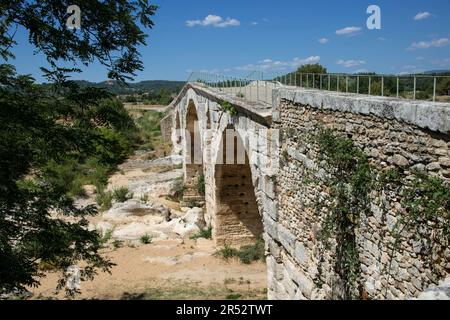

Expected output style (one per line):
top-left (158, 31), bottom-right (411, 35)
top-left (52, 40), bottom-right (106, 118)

top-left (5, 0), bottom-right (450, 82)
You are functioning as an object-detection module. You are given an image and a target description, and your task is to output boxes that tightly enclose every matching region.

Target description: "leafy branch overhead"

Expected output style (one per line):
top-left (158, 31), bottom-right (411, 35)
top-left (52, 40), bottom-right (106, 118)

top-left (0, 0), bottom-right (158, 82)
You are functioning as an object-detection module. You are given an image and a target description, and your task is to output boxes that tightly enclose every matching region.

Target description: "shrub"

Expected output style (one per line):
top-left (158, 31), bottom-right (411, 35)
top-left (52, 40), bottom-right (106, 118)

top-left (93, 127), bottom-right (133, 165)
top-left (140, 234), bottom-right (152, 244)
top-left (96, 191), bottom-right (113, 211)
top-left (236, 240), bottom-right (265, 264)
top-left (215, 244), bottom-right (238, 261)
top-left (197, 175), bottom-right (205, 195)
top-left (99, 228), bottom-right (114, 245)
top-left (140, 194), bottom-right (149, 203)
top-left (215, 240), bottom-right (265, 264)
top-left (113, 187), bottom-right (133, 202)
top-left (226, 293), bottom-right (242, 300)
top-left (190, 227), bottom-right (212, 240)
top-left (112, 239), bottom-right (123, 249)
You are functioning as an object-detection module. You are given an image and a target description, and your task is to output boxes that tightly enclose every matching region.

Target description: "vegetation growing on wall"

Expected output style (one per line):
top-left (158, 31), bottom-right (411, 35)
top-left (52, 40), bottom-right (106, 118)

top-left (219, 101), bottom-right (238, 116)
top-left (312, 129), bottom-right (374, 299)
top-left (378, 169), bottom-right (450, 289)
top-left (304, 128), bottom-right (449, 299)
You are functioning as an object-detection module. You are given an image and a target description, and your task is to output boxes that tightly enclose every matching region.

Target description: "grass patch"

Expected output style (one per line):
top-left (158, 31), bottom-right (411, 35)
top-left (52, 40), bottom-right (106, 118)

top-left (119, 280), bottom-right (266, 300)
top-left (140, 234), bottom-right (152, 244)
top-left (96, 190), bottom-right (113, 211)
top-left (190, 227), bottom-right (212, 240)
top-left (215, 240), bottom-right (265, 264)
top-left (215, 244), bottom-right (239, 261)
top-left (100, 229), bottom-right (114, 246)
top-left (236, 240), bottom-right (265, 264)
top-left (112, 239), bottom-right (124, 249)
top-left (113, 187), bottom-right (133, 202)
top-left (226, 293), bottom-right (242, 300)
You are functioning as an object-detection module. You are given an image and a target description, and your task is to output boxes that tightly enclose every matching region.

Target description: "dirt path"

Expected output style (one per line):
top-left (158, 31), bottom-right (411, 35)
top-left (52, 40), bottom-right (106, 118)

top-left (31, 150), bottom-right (267, 300)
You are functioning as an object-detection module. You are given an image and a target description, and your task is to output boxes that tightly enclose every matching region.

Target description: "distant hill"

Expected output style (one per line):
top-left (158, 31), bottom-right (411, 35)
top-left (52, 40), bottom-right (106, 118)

top-left (74, 80), bottom-right (186, 95)
top-left (424, 70), bottom-right (450, 75)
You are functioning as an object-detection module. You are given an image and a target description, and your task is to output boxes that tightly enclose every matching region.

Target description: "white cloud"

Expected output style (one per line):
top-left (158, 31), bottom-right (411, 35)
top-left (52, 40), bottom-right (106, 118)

top-left (335, 26), bottom-right (361, 36)
top-left (414, 12), bottom-right (431, 21)
top-left (377, 37), bottom-right (387, 41)
top-left (251, 21), bottom-right (258, 26)
top-left (318, 38), bottom-right (329, 44)
top-left (186, 15), bottom-right (240, 28)
top-left (408, 38), bottom-right (449, 50)
top-left (234, 56), bottom-right (321, 72)
top-left (336, 59), bottom-right (366, 68)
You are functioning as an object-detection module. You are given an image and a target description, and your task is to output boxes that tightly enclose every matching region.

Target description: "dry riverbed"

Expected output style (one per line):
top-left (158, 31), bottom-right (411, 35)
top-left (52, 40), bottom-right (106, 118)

top-left (31, 150), bottom-right (267, 300)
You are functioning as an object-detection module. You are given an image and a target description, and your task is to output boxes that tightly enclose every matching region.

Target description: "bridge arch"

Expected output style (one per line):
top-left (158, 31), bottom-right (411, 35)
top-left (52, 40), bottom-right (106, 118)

top-left (182, 99), bottom-right (205, 205)
top-left (212, 124), bottom-right (264, 246)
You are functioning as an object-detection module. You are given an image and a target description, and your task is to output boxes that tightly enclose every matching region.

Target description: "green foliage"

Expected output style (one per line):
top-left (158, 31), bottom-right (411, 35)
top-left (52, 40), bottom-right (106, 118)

top-left (236, 92), bottom-right (245, 98)
top-left (236, 240), bottom-right (265, 264)
top-left (215, 244), bottom-right (239, 261)
top-left (190, 227), bottom-right (212, 240)
top-left (313, 129), bottom-right (374, 299)
top-left (297, 64), bottom-right (327, 74)
top-left (197, 175), bottom-right (206, 196)
top-left (226, 293), bottom-right (242, 300)
top-left (93, 127), bottom-right (134, 165)
top-left (0, 0), bottom-right (159, 295)
top-left (100, 229), bottom-right (114, 246)
top-left (0, 66), bottom-right (118, 295)
top-left (382, 170), bottom-right (450, 282)
top-left (1, 1), bottom-right (158, 82)
top-left (113, 187), bottom-right (133, 203)
top-left (215, 240), bottom-right (265, 264)
top-left (95, 191), bottom-right (114, 211)
top-left (140, 194), bottom-right (149, 203)
top-left (140, 234), bottom-right (152, 245)
top-left (219, 101), bottom-right (238, 116)
top-left (112, 240), bottom-right (124, 249)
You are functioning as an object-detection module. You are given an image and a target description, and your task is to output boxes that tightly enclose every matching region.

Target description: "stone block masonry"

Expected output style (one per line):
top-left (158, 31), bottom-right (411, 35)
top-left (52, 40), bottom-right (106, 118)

top-left (165, 82), bottom-right (449, 300)
top-left (270, 87), bottom-right (450, 299)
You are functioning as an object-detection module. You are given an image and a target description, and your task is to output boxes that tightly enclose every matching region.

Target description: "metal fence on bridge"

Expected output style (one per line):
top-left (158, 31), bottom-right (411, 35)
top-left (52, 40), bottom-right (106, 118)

top-left (187, 71), bottom-right (450, 104)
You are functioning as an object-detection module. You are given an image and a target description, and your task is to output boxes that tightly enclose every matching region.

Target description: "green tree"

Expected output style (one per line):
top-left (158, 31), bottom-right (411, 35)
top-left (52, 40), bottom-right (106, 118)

top-left (297, 63), bottom-right (327, 74)
top-left (0, 1), bottom-right (157, 295)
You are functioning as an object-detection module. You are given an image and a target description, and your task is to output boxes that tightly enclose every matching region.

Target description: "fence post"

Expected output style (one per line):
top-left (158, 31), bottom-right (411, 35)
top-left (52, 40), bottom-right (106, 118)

top-left (312, 74), bottom-right (315, 89)
top-left (337, 75), bottom-right (339, 92)
top-left (328, 75), bottom-right (330, 91)
top-left (381, 76), bottom-right (384, 97)
top-left (433, 77), bottom-right (437, 102)
top-left (300, 74), bottom-right (303, 87)
top-left (346, 76), bottom-right (349, 93)
top-left (306, 74), bottom-right (309, 88)
top-left (413, 76), bottom-right (416, 100)
top-left (257, 80), bottom-right (260, 102)
top-left (357, 76), bottom-right (360, 94)
top-left (396, 77), bottom-right (399, 98)
top-left (320, 74), bottom-right (322, 90)
top-left (369, 77), bottom-right (371, 95)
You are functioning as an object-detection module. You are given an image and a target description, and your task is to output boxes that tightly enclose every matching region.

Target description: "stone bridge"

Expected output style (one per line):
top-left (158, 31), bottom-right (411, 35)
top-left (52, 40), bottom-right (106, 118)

top-left (161, 81), bottom-right (450, 300)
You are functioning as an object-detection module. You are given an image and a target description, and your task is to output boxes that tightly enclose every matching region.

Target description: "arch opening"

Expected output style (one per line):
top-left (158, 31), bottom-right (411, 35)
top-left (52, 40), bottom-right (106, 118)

top-left (183, 100), bottom-right (205, 206)
top-left (214, 125), bottom-right (263, 247)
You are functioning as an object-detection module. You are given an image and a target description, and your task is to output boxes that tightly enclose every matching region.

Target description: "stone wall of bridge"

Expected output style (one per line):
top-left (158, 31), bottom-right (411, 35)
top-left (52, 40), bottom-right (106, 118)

top-left (170, 83), bottom-right (279, 247)
top-left (269, 87), bottom-right (450, 299)
top-left (165, 82), bottom-right (450, 300)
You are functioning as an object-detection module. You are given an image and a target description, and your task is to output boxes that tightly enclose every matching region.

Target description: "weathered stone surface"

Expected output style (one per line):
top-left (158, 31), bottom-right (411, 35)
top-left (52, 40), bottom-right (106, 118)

top-left (416, 277), bottom-right (450, 300)
top-left (169, 82), bottom-right (449, 300)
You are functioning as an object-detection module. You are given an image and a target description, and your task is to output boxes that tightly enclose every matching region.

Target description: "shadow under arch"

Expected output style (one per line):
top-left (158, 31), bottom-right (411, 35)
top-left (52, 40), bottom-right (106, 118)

top-left (213, 124), bottom-right (263, 246)
top-left (182, 99), bottom-right (205, 205)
